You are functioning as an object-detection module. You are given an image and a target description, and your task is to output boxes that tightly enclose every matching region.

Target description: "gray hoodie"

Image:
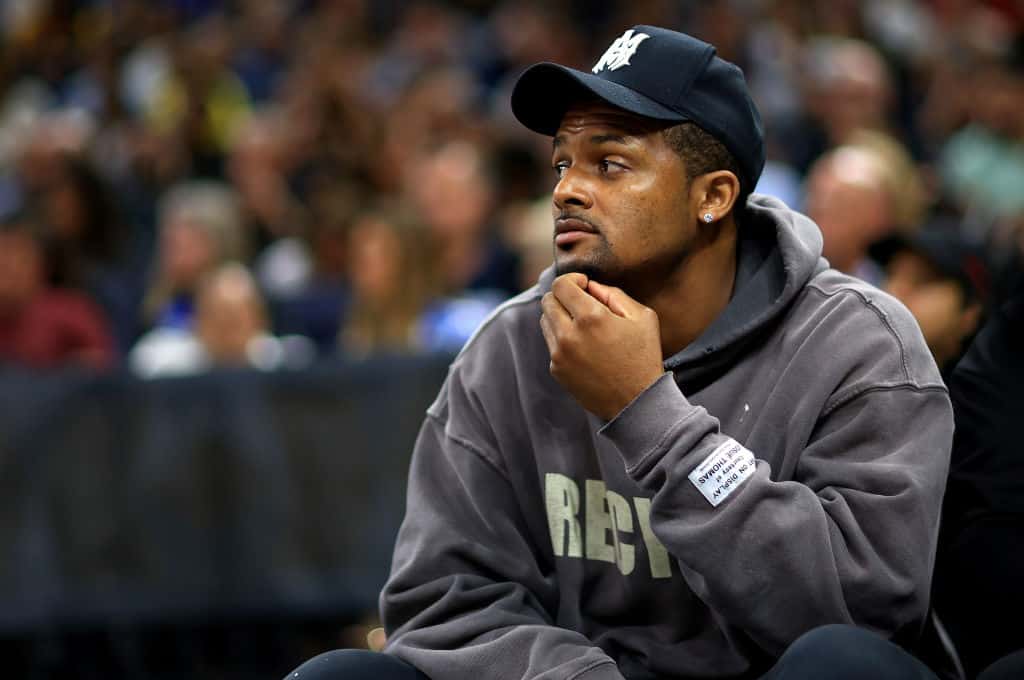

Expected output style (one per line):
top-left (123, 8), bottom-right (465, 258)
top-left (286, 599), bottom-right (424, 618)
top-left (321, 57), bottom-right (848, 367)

top-left (380, 195), bottom-right (952, 680)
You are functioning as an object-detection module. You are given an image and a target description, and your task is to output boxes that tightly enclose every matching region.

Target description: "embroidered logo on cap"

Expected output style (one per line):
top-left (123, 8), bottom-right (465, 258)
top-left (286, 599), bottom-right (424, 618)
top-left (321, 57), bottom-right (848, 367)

top-left (592, 29), bottom-right (650, 74)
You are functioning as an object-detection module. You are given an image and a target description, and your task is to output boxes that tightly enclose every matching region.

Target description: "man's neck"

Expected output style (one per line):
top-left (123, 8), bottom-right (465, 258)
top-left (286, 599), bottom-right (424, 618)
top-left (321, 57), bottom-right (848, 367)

top-left (641, 218), bottom-right (738, 359)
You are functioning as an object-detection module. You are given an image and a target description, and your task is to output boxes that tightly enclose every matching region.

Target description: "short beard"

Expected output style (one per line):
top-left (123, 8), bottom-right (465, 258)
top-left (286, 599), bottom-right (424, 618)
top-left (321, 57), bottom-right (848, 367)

top-left (553, 244), bottom-right (687, 304)
top-left (554, 259), bottom-right (607, 283)
top-left (552, 233), bottom-right (623, 286)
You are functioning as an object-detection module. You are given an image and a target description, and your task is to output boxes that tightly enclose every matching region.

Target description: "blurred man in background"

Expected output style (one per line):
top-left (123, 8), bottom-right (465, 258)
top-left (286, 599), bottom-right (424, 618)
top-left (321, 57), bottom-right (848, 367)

top-left (882, 221), bottom-right (989, 375)
top-left (0, 212), bottom-right (114, 369)
top-left (804, 145), bottom-right (895, 284)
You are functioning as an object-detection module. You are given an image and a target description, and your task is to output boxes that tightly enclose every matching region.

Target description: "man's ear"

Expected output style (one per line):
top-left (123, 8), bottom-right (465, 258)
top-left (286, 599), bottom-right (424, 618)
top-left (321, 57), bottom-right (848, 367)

top-left (692, 171), bottom-right (741, 223)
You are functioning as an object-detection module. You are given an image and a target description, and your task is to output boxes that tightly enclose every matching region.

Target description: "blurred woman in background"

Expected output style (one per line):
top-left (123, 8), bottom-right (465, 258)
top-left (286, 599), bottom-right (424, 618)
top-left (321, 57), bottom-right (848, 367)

top-left (340, 203), bottom-right (437, 356)
top-left (140, 179), bottom-right (246, 332)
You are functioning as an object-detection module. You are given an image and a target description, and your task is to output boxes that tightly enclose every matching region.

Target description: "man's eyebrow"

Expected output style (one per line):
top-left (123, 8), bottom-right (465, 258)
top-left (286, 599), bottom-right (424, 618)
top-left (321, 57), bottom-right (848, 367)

top-left (590, 133), bottom-right (631, 146)
top-left (552, 133), bottom-right (636, 150)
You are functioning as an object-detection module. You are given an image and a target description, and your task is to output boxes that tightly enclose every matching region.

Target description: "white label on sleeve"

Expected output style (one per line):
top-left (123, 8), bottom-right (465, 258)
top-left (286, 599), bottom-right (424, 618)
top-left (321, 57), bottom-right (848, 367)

top-left (687, 438), bottom-right (756, 507)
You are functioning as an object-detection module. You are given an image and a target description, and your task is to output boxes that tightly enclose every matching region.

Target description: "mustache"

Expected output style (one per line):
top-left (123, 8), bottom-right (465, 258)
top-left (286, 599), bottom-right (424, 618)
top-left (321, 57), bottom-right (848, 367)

top-left (554, 213), bottom-right (601, 231)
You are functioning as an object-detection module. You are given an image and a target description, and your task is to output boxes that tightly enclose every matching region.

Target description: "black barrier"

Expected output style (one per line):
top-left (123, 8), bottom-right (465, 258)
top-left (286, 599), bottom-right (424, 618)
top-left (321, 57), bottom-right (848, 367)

top-left (0, 355), bottom-right (452, 634)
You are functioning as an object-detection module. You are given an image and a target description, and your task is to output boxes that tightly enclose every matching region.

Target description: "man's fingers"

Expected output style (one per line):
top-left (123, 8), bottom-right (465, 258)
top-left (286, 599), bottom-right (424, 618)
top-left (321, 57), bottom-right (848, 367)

top-left (586, 280), bottom-right (637, 318)
top-left (541, 291), bottom-right (572, 331)
top-left (539, 312), bottom-right (556, 354)
top-left (561, 272), bottom-right (589, 290)
top-left (552, 274), bottom-right (603, 320)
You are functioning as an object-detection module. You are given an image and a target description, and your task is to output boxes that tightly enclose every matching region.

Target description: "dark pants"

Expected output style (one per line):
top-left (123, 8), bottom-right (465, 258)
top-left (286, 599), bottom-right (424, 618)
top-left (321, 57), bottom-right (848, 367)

top-left (285, 624), bottom-right (943, 679)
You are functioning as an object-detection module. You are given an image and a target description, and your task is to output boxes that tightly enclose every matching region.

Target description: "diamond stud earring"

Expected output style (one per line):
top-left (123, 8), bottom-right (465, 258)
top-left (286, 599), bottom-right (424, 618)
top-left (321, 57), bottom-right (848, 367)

top-left (703, 213), bottom-right (714, 223)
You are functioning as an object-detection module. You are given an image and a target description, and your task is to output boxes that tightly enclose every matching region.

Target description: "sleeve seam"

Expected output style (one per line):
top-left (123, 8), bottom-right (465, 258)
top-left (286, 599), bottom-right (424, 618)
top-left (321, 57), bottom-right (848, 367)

top-left (622, 407), bottom-right (705, 477)
top-left (424, 411), bottom-right (512, 483)
top-left (805, 283), bottom-right (911, 381)
top-left (821, 382), bottom-right (949, 418)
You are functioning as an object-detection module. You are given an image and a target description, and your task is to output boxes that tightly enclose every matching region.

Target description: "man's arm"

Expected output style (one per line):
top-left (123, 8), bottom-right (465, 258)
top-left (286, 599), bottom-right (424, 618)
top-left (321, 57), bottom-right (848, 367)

top-left (542, 273), bottom-right (952, 653)
top-left (381, 374), bottom-right (625, 680)
top-left (599, 372), bottom-right (951, 653)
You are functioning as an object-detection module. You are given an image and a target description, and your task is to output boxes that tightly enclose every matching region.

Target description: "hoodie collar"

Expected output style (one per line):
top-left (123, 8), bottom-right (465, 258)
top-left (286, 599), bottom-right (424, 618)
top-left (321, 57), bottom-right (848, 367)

top-left (665, 194), bottom-right (825, 370)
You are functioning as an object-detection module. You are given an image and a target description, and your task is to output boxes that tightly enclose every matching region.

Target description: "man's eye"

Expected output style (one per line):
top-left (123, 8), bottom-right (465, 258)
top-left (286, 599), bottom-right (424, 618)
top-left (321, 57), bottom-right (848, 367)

top-left (599, 159), bottom-right (622, 174)
top-left (553, 162), bottom-right (570, 178)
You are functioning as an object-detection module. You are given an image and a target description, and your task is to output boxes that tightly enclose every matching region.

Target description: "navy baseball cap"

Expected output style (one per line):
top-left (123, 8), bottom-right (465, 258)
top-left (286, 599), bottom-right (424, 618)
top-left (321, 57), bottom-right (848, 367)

top-left (511, 25), bottom-right (766, 195)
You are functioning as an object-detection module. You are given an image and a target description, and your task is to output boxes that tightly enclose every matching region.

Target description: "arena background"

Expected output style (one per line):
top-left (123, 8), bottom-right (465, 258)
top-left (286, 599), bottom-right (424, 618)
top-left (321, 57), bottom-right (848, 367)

top-left (1, 1), bottom-right (1022, 677)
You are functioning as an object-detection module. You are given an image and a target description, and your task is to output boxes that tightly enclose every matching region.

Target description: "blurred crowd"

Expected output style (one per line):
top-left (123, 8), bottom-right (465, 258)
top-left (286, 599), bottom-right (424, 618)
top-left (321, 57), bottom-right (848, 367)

top-left (0, 0), bottom-right (1022, 380)
top-left (3, 2), bottom-right (1024, 677)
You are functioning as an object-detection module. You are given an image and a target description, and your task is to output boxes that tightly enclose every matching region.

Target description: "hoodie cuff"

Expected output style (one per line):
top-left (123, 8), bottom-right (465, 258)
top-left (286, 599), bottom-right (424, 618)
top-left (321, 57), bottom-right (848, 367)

top-left (598, 372), bottom-right (702, 473)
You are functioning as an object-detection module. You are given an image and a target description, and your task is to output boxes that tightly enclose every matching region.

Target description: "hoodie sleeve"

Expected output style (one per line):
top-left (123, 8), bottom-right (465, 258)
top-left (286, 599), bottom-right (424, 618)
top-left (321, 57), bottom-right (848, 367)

top-left (598, 368), bottom-right (952, 655)
top-left (380, 372), bottom-right (626, 680)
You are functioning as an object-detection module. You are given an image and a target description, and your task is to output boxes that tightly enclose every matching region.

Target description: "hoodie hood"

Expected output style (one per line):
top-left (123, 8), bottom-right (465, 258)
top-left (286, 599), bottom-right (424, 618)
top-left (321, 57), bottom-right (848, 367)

top-left (539, 194), bottom-right (827, 384)
top-left (667, 194), bottom-right (826, 374)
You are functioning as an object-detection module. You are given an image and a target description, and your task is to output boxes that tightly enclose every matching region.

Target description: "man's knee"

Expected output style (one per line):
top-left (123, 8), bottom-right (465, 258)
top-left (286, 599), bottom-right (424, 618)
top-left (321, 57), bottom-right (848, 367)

top-left (765, 624), bottom-right (935, 680)
top-left (284, 649), bottom-right (426, 680)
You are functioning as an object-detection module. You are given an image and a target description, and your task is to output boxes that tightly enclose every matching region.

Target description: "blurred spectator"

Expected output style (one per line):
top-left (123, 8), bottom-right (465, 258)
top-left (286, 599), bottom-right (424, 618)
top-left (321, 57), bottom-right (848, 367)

top-left (882, 221), bottom-right (989, 374)
top-left (227, 111), bottom-right (312, 297)
top-left (231, 1), bottom-right (293, 104)
top-left (35, 155), bottom-right (122, 286)
top-left (270, 188), bottom-right (357, 354)
top-left (131, 262), bottom-right (312, 377)
top-left (940, 44), bottom-right (1024, 225)
top-left (808, 38), bottom-right (893, 141)
top-left (405, 139), bottom-right (520, 300)
top-left (371, 65), bottom-right (484, 192)
top-left (341, 201), bottom-right (500, 356)
top-left (0, 0), bottom-right (1023, 676)
top-left (143, 14), bottom-right (252, 176)
top-left (500, 196), bottom-right (554, 292)
top-left (804, 145), bottom-right (895, 284)
top-left (31, 152), bottom-right (141, 351)
top-left (142, 180), bottom-right (246, 332)
top-left (340, 203), bottom-right (437, 355)
top-left (0, 212), bottom-right (114, 370)
top-left (228, 112), bottom-right (307, 252)
top-left (850, 129), bottom-right (928, 232)
top-left (774, 37), bottom-right (896, 174)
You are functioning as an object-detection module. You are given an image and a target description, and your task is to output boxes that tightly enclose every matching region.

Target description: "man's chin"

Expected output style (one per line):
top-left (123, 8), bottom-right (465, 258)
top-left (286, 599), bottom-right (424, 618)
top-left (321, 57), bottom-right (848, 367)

top-left (555, 258), bottom-right (609, 284)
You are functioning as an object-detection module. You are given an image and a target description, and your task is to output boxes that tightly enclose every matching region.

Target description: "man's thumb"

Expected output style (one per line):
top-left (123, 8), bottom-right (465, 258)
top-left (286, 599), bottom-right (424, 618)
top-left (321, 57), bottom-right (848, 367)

top-left (559, 272), bottom-right (589, 289)
top-left (586, 280), bottom-right (633, 318)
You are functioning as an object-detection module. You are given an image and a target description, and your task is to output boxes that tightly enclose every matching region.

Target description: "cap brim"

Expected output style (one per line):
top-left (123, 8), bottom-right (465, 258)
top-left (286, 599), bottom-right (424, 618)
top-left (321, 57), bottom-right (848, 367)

top-left (511, 63), bottom-right (686, 136)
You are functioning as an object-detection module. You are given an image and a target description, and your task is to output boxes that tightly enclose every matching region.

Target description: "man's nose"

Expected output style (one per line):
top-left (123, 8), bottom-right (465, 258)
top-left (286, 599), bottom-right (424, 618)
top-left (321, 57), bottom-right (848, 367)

top-left (553, 168), bottom-right (593, 211)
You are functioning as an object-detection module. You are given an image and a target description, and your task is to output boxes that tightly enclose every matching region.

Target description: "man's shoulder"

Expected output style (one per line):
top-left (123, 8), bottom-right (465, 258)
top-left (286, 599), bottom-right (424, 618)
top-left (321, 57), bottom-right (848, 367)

top-left (424, 285), bottom-right (550, 453)
top-left (454, 284), bottom-right (545, 361)
top-left (792, 268), bottom-right (944, 392)
top-left (427, 284), bottom-right (546, 412)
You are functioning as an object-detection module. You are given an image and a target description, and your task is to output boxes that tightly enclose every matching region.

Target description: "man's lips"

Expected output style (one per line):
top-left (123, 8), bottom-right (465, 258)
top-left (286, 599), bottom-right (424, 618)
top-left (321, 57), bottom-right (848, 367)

top-left (555, 217), bottom-right (598, 246)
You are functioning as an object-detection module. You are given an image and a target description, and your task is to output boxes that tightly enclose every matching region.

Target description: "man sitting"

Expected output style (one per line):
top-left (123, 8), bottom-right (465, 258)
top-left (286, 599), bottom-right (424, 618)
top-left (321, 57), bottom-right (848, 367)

top-left (289, 26), bottom-right (952, 680)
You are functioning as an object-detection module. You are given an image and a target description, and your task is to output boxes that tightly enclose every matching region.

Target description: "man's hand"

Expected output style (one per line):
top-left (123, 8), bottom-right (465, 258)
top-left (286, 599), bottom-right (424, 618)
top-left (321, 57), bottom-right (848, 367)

top-left (540, 273), bottom-right (665, 421)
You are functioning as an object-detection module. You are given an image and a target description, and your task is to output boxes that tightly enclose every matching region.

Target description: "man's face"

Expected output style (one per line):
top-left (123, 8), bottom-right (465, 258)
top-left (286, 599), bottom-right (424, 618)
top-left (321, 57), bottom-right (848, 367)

top-left (884, 250), bottom-right (979, 368)
top-left (550, 101), bottom-right (695, 291)
top-left (804, 152), bottom-right (889, 274)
